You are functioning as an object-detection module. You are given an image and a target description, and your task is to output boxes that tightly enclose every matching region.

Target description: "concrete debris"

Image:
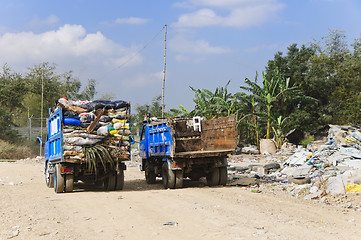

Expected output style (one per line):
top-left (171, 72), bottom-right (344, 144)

top-left (240, 145), bottom-right (259, 154)
top-left (228, 125), bottom-right (361, 207)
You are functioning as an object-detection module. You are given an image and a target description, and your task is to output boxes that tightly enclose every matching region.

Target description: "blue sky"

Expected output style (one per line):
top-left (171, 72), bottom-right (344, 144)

top-left (1, 0), bottom-right (361, 111)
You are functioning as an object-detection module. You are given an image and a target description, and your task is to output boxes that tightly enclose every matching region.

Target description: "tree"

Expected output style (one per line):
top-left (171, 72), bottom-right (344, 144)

top-left (240, 70), bottom-right (313, 142)
top-left (0, 65), bottom-right (28, 142)
top-left (77, 79), bottom-right (97, 100)
top-left (132, 95), bottom-right (163, 135)
top-left (190, 81), bottom-right (241, 119)
top-left (0, 65), bottom-right (28, 112)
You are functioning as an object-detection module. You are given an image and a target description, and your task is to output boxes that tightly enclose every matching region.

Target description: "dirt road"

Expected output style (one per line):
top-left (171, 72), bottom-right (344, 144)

top-left (1, 159), bottom-right (361, 240)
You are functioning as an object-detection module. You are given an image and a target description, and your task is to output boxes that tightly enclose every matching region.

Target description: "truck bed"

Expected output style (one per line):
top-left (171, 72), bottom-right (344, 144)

top-left (174, 149), bottom-right (235, 158)
top-left (171, 115), bottom-right (236, 158)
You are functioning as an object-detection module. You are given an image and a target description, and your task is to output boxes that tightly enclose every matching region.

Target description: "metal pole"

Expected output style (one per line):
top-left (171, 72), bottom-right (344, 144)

top-left (40, 72), bottom-right (44, 156)
top-left (27, 107), bottom-right (30, 140)
top-left (161, 24), bottom-right (167, 118)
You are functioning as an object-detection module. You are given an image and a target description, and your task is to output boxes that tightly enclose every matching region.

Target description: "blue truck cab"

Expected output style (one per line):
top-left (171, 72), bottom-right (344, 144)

top-left (139, 121), bottom-right (172, 159)
top-left (139, 115), bottom-right (237, 189)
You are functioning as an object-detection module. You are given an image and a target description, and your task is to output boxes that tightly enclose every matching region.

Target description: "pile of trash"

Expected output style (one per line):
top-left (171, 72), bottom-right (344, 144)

top-left (228, 125), bottom-right (361, 206)
top-left (56, 98), bottom-right (131, 162)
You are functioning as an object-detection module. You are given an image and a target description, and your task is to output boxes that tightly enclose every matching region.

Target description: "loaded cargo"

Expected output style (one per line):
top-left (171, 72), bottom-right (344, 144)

top-left (43, 98), bottom-right (132, 193)
top-left (139, 115), bottom-right (237, 188)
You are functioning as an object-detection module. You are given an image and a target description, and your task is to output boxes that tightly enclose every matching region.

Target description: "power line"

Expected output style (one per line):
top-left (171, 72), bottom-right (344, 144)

top-left (98, 25), bottom-right (166, 80)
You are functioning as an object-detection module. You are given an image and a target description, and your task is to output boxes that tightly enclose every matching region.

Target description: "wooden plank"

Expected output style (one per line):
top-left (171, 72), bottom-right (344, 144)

top-left (86, 108), bottom-right (105, 133)
top-left (201, 115), bottom-right (237, 151)
top-left (175, 138), bottom-right (202, 152)
top-left (173, 119), bottom-right (201, 138)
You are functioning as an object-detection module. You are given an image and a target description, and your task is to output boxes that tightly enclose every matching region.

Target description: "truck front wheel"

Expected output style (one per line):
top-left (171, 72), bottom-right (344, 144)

top-left (162, 162), bottom-right (175, 189)
top-left (54, 164), bottom-right (65, 193)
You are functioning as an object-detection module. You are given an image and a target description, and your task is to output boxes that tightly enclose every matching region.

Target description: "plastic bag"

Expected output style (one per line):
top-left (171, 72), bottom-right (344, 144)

top-left (117, 129), bottom-right (131, 136)
top-left (63, 118), bottom-right (82, 126)
top-left (64, 137), bottom-right (102, 145)
top-left (346, 183), bottom-right (361, 193)
top-left (82, 100), bottom-right (129, 111)
top-left (97, 126), bottom-right (108, 136)
top-left (109, 130), bottom-right (118, 135)
top-left (63, 145), bottom-right (82, 152)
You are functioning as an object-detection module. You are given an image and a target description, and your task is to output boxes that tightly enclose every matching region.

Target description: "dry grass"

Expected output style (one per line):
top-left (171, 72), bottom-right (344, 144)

top-left (0, 140), bottom-right (36, 160)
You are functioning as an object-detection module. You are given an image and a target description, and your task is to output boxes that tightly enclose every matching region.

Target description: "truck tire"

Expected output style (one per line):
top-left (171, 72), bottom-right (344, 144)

top-left (174, 170), bottom-right (183, 189)
top-left (219, 167), bottom-right (228, 186)
top-left (104, 172), bottom-right (116, 191)
top-left (162, 162), bottom-right (175, 189)
top-left (45, 162), bottom-right (54, 188)
top-left (65, 174), bottom-right (74, 192)
top-left (145, 164), bottom-right (156, 184)
top-left (54, 164), bottom-right (65, 193)
top-left (206, 168), bottom-right (219, 187)
top-left (115, 170), bottom-right (124, 190)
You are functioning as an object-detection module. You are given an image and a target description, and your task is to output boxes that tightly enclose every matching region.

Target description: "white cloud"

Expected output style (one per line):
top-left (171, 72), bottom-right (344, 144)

top-left (125, 71), bottom-right (163, 88)
top-left (170, 34), bottom-right (230, 62)
top-left (28, 14), bottom-right (60, 27)
top-left (0, 24), bottom-right (142, 69)
top-left (114, 17), bottom-right (150, 25)
top-left (173, 0), bottom-right (284, 28)
top-left (170, 34), bottom-right (230, 55)
top-left (190, 0), bottom-right (254, 8)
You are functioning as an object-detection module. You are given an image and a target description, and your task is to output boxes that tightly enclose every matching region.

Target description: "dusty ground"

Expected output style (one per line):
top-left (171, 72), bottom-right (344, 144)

top-left (1, 159), bottom-right (361, 240)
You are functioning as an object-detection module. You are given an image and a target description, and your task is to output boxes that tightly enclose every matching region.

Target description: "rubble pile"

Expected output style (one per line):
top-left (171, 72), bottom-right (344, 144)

top-left (228, 125), bottom-right (361, 208)
top-left (56, 98), bottom-right (131, 162)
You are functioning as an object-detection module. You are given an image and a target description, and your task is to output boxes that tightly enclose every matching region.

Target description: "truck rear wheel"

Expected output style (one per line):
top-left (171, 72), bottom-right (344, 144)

top-left (65, 174), bottom-right (74, 192)
top-left (219, 167), bottom-right (228, 186)
top-left (54, 164), bottom-right (65, 193)
top-left (162, 162), bottom-right (175, 189)
top-left (104, 172), bottom-right (116, 191)
top-left (206, 168), bottom-right (219, 187)
top-left (145, 164), bottom-right (156, 184)
top-left (115, 170), bottom-right (124, 190)
top-left (174, 170), bottom-right (183, 188)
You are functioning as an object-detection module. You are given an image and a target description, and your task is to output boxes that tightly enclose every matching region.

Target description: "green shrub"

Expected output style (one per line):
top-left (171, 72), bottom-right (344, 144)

top-left (300, 134), bottom-right (314, 148)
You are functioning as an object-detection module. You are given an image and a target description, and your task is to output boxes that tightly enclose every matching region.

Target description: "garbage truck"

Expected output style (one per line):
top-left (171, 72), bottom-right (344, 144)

top-left (43, 98), bottom-right (132, 193)
top-left (139, 115), bottom-right (237, 188)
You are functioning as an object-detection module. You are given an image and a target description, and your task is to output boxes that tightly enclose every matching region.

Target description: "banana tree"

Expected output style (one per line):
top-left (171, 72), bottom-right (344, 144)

top-left (190, 80), bottom-right (237, 119)
top-left (271, 115), bottom-right (289, 147)
top-left (241, 71), bottom-right (300, 139)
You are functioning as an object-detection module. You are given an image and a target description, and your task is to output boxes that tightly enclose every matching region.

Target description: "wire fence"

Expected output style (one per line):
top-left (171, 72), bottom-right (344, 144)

top-left (13, 117), bottom-right (48, 141)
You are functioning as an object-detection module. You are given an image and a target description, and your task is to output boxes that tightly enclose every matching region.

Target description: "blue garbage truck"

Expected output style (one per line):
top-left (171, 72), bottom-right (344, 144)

top-left (43, 99), bottom-right (132, 193)
top-left (139, 115), bottom-right (236, 188)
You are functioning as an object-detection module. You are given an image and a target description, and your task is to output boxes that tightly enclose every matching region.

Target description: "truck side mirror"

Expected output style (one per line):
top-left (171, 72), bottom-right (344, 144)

top-left (36, 137), bottom-right (45, 148)
top-left (129, 136), bottom-right (135, 145)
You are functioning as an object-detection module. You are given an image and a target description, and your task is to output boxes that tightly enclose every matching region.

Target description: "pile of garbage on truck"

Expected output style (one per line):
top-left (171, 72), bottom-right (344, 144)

top-left (228, 124), bottom-right (361, 208)
top-left (55, 97), bottom-right (131, 163)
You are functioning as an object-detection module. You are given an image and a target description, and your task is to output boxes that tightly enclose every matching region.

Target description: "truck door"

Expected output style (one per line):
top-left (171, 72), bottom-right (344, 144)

top-left (139, 124), bottom-right (148, 159)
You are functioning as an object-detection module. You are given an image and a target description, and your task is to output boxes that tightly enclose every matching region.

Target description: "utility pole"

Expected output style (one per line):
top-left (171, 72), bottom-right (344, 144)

top-left (40, 71), bottom-right (44, 156)
top-left (161, 24), bottom-right (167, 119)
